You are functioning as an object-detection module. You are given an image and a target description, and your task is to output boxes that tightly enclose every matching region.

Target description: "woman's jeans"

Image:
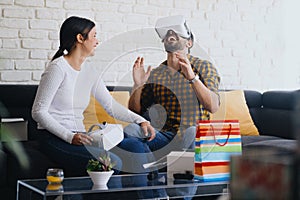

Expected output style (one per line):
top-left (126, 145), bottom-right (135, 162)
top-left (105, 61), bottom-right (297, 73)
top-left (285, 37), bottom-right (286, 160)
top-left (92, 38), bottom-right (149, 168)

top-left (37, 129), bottom-right (155, 175)
top-left (37, 129), bottom-right (122, 176)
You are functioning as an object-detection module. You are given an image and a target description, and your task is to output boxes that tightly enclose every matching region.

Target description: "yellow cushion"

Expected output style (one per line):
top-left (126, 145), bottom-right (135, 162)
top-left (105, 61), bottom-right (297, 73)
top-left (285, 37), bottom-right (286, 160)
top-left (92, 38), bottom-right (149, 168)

top-left (83, 91), bottom-right (130, 131)
top-left (211, 90), bottom-right (259, 136)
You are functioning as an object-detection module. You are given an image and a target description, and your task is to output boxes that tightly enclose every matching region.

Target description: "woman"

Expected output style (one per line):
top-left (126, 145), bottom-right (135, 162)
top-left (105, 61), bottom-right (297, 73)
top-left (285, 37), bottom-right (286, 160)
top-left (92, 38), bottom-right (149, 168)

top-left (32, 16), bottom-right (155, 175)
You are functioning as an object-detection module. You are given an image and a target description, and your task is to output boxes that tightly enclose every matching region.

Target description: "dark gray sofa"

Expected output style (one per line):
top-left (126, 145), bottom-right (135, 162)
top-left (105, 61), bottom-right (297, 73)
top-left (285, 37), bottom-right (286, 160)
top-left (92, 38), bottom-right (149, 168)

top-left (242, 90), bottom-right (300, 153)
top-left (0, 84), bottom-right (299, 199)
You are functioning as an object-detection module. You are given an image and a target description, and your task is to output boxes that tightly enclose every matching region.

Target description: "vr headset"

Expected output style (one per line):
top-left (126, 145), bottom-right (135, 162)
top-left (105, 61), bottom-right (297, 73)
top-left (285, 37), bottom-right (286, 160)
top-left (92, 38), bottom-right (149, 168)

top-left (155, 15), bottom-right (192, 40)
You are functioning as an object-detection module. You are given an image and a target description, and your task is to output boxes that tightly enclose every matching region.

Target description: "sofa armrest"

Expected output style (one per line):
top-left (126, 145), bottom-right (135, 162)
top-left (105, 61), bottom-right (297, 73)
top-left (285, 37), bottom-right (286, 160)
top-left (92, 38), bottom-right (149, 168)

top-left (0, 147), bottom-right (7, 187)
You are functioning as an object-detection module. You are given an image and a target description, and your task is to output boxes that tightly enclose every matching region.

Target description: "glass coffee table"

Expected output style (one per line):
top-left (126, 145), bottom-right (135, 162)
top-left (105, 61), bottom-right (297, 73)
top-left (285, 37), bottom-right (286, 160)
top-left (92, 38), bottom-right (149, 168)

top-left (17, 172), bottom-right (228, 199)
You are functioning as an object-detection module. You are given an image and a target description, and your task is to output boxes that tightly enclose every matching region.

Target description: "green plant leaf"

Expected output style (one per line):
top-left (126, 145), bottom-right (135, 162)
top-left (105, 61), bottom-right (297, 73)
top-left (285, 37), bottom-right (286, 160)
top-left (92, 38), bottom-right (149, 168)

top-left (86, 152), bottom-right (116, 172)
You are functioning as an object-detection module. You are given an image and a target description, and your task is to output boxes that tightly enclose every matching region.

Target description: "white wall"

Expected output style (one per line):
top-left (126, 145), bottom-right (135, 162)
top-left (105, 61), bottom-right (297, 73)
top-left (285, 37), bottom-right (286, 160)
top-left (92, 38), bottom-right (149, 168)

top-left (0, 0), bottom-right (299, 91)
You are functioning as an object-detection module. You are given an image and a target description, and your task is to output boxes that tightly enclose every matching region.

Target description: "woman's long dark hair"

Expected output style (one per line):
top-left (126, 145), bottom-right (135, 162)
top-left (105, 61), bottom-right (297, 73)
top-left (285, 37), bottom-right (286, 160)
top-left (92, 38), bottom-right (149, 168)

top-left (52, 16), bottom-right (95, 61)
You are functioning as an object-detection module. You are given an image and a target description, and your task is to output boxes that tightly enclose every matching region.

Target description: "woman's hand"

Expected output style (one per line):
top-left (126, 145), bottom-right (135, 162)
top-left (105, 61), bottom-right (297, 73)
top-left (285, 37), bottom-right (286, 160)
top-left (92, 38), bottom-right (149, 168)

top-left (72, 133), bottom-right (93, 145)
top-left (140, 121), bottom-right (156, 141)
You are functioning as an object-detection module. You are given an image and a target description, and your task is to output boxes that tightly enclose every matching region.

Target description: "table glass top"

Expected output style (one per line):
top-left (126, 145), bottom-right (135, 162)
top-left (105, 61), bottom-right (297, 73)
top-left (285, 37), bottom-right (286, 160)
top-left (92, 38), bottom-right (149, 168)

top-left (18, 172), bottom-right (228, 198)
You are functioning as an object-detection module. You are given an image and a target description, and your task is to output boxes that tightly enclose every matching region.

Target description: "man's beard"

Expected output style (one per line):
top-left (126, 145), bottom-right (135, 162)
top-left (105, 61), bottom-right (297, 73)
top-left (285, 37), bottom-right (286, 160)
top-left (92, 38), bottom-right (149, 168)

top-left (164, 41), bottom-right (185, 53)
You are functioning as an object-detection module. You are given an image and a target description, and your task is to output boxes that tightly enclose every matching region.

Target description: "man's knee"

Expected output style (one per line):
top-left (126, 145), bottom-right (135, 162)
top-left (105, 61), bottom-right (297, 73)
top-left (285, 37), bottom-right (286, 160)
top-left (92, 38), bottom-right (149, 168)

top-left (185, 126), bottom-right (196, 139)
top-left (124, 123), bottom-right (143, 138)
top-left (183, 126), bottom-right (196, 149)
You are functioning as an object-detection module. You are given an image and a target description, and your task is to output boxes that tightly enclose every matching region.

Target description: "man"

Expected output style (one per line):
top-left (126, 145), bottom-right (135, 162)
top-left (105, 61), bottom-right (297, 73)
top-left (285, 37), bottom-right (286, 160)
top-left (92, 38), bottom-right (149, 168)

top-left (125, 15), bottom-right (220, 155)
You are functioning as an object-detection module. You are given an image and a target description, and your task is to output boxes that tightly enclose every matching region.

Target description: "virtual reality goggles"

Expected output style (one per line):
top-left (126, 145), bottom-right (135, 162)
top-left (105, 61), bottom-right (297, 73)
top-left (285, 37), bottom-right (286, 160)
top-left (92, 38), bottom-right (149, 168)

top-left (155, 15), bottom-right (192, 40)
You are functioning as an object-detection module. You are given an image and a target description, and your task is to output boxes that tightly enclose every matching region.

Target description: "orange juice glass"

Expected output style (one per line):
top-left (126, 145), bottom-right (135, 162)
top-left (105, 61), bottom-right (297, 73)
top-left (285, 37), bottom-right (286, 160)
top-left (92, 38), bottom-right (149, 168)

top-left (46, 168), bottom-right (64, 184)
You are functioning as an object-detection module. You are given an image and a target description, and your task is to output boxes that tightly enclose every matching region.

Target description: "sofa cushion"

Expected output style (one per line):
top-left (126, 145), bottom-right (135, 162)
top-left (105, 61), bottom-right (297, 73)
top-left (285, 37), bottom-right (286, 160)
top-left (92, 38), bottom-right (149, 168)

top-left (263, 90), bottom-right (300, 110)
top-left (243, 139), bottom-right (297, 154)
top-left (241, 135), bottom-right (282, 146)
top-left (244, 90), bottom-right (264, 135)
top-left (211, 90), bottom-right (259, 136)
top-left (83, 97), bottom-right (98, 130)
top-left (83, 92), bottom-right (130, 130)
top-left (260, 108), bottom-right (298, 139)
top-left (244, 90), bottom-right (263, 109)
top-left (258, 90), bottom-right (300, 139)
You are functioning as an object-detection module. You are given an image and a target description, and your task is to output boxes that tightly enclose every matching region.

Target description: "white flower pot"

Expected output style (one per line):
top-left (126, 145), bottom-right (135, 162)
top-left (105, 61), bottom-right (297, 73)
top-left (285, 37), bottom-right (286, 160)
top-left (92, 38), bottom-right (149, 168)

top-left (87, 170), bottom-right (114, 186)
top-left (92, 184), bottom-right (108, 190)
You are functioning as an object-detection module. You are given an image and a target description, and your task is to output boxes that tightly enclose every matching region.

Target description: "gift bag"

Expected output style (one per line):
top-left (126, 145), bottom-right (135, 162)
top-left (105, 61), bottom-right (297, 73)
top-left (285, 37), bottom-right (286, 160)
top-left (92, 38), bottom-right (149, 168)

top-left (87, 122), bottom-right (124, 151)
top-left (194, 120), bottom-right (242, 182)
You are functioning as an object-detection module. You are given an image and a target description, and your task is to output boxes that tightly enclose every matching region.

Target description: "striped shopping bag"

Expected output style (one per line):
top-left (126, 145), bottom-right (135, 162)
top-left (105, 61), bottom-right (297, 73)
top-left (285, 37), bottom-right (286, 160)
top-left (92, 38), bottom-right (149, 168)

top-left (194, 120), bottom-right (242, 182)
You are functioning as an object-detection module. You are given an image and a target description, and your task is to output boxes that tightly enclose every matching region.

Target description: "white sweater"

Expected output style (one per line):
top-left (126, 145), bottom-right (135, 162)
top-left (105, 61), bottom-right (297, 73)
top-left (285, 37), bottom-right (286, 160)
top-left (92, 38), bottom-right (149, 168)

top-left (32, 56), bottom-right (146, 144)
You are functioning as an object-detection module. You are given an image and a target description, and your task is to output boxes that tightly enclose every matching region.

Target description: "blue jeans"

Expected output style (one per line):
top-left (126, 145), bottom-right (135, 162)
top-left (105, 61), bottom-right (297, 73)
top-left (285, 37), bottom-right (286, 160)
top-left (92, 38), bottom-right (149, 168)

top-left (112, 136), bottom-right (154, 173)
top-left (124, 124), bottom-right (197, 199)
top-left (124, 123), bottom-right (196, 151)
top-left (37, 129), bottom-right (122, 176)
top-left (123, 124), bottom-right (195, 171)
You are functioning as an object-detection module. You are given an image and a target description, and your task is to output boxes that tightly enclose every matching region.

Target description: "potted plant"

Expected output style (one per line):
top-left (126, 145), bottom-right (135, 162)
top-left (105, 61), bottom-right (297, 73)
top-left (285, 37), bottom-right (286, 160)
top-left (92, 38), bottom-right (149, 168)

top-left (86, 152), bottom-right (115, 187)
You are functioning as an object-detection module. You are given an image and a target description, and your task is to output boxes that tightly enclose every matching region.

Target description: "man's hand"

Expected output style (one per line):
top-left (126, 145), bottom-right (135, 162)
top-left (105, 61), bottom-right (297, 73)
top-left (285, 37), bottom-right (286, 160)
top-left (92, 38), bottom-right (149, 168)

top-left (175, 53), bottom-right (195, 80)
top-left (133, 57), bottom-right (152, 87)
top-left (140, 121), bottom-right (156, 141)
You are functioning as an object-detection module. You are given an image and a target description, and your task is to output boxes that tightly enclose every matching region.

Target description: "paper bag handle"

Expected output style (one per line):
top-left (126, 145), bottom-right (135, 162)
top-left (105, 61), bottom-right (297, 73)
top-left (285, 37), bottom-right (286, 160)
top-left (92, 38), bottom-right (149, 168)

top-left (210, 124), bottom-right (231, 146)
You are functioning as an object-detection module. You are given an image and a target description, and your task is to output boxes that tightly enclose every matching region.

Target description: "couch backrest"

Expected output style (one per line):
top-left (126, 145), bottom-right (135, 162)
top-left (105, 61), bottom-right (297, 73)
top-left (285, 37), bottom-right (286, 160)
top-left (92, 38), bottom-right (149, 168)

top-left (0, 85), bottom-right (132, 141)
top-left (244, 90), bottom-right (263, 134)
top-left (244, 90), bottom-right (300, 139)
top-left (1, 85), bottom-right (299, 140)
top-left (261, 90), bottom-right (300, 139)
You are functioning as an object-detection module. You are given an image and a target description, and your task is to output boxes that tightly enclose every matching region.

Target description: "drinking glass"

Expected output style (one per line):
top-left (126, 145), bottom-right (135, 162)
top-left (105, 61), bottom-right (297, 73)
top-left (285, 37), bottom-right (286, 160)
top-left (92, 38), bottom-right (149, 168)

top-left (46, 168), bottom-right (64, 184)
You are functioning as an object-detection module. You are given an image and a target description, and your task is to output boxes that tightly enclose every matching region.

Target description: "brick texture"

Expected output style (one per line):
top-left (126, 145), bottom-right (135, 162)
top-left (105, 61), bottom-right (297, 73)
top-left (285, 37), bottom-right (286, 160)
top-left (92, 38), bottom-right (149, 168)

top-left (0, 0), bottom-right (299, 90)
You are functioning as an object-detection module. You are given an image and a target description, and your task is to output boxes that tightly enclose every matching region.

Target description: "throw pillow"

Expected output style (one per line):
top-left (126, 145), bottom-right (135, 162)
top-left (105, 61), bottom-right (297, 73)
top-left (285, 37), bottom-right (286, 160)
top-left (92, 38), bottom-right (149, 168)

top-left (83, 91), bottom-right (130, 130)
top-left (210, 90), bottom-right (259, 136)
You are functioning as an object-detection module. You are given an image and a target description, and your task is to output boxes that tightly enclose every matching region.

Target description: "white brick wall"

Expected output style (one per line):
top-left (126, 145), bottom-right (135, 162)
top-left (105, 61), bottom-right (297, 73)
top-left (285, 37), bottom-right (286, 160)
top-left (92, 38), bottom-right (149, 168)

top-left (0, 0), bottom-right (299, 91)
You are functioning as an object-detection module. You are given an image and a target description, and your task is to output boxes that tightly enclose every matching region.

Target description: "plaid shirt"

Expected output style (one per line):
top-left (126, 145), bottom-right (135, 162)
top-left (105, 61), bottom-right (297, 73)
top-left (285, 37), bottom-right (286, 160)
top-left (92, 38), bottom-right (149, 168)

top-left (140, 54), bottom-right (220, 134)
